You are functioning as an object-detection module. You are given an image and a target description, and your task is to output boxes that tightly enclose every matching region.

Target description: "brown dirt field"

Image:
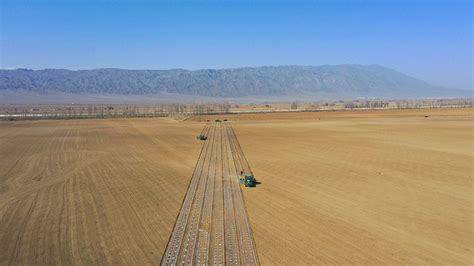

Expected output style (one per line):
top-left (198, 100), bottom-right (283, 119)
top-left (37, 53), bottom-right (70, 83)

top-left (229, 108), bottom-right (473, 264)
top-left (1, 108), bottom-right (473, 264)
top-left (0, 118), bottom-right (202, 264)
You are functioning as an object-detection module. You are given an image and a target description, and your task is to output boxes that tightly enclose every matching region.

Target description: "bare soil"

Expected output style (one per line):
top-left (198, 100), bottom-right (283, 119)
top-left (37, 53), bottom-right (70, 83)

top-left (1, 108), bottom-right (472, 264)
top-left (0, 118), bottom-right (202, 264)
top-left (230, 108), bottom-right (474, 264)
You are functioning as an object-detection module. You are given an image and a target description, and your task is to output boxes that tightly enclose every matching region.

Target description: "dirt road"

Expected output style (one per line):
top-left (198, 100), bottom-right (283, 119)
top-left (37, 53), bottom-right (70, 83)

top-left (162, 122), bottom-right (259, 265)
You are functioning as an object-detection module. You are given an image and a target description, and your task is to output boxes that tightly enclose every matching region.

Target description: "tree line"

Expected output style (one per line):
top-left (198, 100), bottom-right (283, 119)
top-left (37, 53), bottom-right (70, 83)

top-left (1, 99), bottom-right (471, 121)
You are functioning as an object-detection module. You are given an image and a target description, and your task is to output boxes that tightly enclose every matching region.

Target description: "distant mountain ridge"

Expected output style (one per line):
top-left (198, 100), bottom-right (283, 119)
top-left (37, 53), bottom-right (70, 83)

top-left (0, 65), bottom-right (470, 99)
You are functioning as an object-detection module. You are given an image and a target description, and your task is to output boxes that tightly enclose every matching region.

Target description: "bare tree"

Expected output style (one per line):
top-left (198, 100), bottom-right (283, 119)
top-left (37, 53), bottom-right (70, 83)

top-left (290, 101), bottom-right (298, 110)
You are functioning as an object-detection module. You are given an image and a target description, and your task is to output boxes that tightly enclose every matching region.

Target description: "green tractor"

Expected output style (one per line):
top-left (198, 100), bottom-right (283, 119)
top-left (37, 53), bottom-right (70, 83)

top-left (244, 174), bottom-right (258, 187)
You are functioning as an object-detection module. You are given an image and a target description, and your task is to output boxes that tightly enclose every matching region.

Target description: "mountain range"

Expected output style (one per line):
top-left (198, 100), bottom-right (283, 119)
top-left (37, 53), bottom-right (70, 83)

top-left (0, 65), bottom-right (470, 101)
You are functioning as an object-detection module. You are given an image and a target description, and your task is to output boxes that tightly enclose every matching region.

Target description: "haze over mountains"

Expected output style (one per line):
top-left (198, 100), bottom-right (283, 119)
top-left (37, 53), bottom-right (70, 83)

top-left (0, 65), bottom-right (470, 102)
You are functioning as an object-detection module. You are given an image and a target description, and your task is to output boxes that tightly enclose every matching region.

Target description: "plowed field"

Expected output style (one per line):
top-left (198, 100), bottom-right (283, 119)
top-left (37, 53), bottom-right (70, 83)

top-left (0, 118), bottom-right (202, 264)
top-left (1, 108), bottom-right (472, 264)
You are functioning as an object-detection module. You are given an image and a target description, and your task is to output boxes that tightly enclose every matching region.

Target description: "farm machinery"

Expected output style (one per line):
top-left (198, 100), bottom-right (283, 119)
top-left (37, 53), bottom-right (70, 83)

top-left (196, 134), bottom-right (207, 140)
top-left (239, 173), bottom-right (258, 187)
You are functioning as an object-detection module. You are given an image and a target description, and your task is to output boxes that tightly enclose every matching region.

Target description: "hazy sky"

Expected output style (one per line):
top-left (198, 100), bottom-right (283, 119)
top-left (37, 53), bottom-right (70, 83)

top-left (1, 0), bottom-right (472, 89)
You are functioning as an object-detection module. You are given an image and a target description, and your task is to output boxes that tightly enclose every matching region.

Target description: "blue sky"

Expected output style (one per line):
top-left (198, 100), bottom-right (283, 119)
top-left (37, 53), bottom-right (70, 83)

top-left (1, 0), bottom-right (472, 89)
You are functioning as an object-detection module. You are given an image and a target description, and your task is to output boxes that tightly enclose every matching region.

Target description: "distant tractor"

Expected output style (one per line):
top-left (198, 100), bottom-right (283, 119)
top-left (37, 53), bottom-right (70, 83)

top-left (196, 134), bottom-right (207, 140)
